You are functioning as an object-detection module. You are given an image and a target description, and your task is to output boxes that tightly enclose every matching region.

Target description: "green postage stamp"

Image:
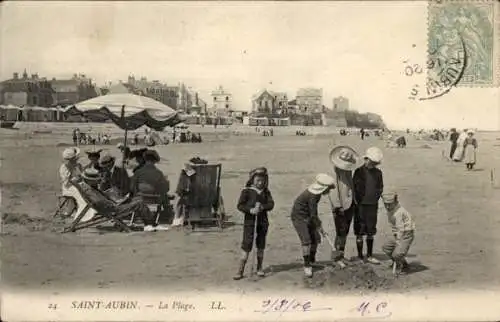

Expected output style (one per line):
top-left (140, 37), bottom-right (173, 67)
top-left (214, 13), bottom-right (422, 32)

top-left (428, 0), bottom-right (500, 87)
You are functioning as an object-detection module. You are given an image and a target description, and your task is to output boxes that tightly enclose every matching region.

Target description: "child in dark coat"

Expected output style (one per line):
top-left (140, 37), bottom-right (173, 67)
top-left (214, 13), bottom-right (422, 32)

top-left (353, 147), bottom-right (384, 264)
top-left (233, 167), bottom-right (275, 280)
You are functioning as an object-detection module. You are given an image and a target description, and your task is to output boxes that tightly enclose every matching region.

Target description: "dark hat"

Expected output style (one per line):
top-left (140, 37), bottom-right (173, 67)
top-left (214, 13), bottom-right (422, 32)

top-left (249, 167), bottom-right (268, 178)
top-left (129, 148), bottom-right (148, 160)
top-left (189, 157), bottom-right (208, 165)
top-left (246, 167), bottom-right (269, 187)
top-left (143, 149), bottom-right (161, 163)
top-left (85, 149), bottom-right (103, 159)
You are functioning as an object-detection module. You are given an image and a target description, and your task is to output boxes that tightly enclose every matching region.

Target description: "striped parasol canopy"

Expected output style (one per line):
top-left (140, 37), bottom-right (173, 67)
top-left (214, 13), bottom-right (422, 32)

top-left (64, 93), bottom-right (184, 131)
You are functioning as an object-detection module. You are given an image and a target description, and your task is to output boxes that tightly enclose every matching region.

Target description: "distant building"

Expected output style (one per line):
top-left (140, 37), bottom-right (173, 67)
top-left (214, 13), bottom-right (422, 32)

top-left (165, 85), bottom-right (179, 109)
top-left (333, 96), bottom-right (349, 112)
top-left (296, 88), bottom-right (323, 113)
top-left (0, 70), bottom-right (55, 107)
top-left (209, 85), bottom-right (232, 117)
top-left (251, 89), bottom-right (288, 116)
top-left (106, 76), bottom-right (204, 112)
top-left (51, 73), bottom-right (98, 106)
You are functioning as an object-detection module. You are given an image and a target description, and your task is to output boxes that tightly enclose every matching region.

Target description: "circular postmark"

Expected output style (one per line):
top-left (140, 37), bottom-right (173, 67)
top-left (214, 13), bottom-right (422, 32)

top-left (407, 34), bottom-right (468, 101)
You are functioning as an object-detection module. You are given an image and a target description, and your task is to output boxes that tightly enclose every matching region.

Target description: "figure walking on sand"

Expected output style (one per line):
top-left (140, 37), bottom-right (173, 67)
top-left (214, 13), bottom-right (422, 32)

top-left (290, 174), bottom-right (336, 278)
top-left (463, 130), bottom-right (478, 170)
top-left (353, 147), bottom-right (384, 264)
top-left (233, 167), bottom-right (275, 280)
top-left (448, 128), bottom-right (459, 160)
top-left (452, 129), bottom-right (468, 161)
top-left (329, 146), bottom-right (360, 269)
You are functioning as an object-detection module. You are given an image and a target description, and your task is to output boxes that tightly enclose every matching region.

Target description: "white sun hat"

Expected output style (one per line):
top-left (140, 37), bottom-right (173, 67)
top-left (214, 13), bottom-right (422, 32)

top-left (364, 147), bottom-right (383, 163)
top-left (307, 173), bottom-right (336, 195)
top-left (62, 147), bottom-right (81, 160)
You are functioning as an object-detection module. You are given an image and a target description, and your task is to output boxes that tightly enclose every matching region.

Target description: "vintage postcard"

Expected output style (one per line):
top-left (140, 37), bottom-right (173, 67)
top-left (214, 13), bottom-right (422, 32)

top-left (1, 1), bottom-right (499, 321)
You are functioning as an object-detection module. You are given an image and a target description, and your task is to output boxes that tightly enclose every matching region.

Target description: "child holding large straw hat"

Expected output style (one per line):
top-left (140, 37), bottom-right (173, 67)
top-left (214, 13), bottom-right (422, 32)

top-left (353, 147), bottom-right (384, 264)
top-left (291, 174), bottom-right (336, 278)
top-left (329, 146), bottom-right (361, 268)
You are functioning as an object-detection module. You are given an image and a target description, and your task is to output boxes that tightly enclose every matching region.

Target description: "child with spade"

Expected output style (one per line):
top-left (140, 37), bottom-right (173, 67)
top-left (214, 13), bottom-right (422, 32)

top-left (233, 167), bottom-right (275, 280)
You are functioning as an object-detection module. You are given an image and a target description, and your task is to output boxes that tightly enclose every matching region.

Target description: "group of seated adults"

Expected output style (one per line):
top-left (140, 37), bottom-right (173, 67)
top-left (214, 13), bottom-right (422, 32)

top-left (59, 145), bottom-right (172, 232)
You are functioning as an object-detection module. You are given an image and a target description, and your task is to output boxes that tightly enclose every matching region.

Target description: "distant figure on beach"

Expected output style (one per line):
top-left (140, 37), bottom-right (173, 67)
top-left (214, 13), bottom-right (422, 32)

top-left (463, 130), bottom-right (478, 170)
top-left (449, 128), bottom-right (459, 159)
top-left (360, 128), bottom-right (366, 140)
top-left (396, 136), bottom-right (406, 148)
top-left (452, 129), bottom-right (468, 161)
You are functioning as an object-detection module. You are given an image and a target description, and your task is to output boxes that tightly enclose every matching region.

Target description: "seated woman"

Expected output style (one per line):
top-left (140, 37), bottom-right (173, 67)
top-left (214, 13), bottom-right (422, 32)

top-left (99, 153), bottom-right (131, 201)
top-left (128, 148), bottom-right (148, 173)
top-left (130, 149), bottom-right (170, 203)
top-left (78, 168), bottom-right (168, 232)
top-left (59, 147), bottom-right (98, 220)
top-left (59, 147), bottom-right (83, 216)
top-left (172, 157), bottom-right (208, 227)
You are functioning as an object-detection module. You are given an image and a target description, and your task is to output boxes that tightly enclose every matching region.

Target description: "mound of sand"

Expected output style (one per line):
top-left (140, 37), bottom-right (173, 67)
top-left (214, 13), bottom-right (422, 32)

top-left (2, 212), bottom-right (59, 232)
top-left (305, 263), bottom-right (394, 291)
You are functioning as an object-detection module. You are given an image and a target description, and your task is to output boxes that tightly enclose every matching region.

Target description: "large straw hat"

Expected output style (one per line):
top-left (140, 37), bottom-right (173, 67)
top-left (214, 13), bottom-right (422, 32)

top-left (307, 173), bottom-right (336, 195)
top-left (329, 146), bottom-right (360, 171)
top-left (364, 147), bottom-right (383, 164)
top-left (62, 147), bottom-right (80, 160)
top-left (81, 168), bottom-right (101, 182)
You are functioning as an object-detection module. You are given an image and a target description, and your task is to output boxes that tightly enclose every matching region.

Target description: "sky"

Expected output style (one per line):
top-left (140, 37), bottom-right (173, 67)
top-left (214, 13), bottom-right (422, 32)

top-left (1, 1), bottom-right (498, 130)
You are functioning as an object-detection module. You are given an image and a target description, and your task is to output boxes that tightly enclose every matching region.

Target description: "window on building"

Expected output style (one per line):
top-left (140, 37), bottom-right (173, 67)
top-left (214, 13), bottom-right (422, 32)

top-left (225, 104), bottom-right (229, 109)
top-left (32, 96), bottom-right (38, 105)
top-left (214, 97), bottom-right (217, 101)
top-left (225, 96), bottom-right (229, 101)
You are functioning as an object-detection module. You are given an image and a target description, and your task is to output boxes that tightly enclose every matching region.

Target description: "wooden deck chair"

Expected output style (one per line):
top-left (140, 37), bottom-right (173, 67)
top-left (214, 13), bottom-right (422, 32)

top-left (186, 163), bottom-right (225, 231)
top-left (62, 182), bottom-right (131, 233)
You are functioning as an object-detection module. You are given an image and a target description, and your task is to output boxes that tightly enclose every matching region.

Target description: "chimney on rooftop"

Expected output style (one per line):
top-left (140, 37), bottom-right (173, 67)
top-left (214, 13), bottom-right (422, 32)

top-left (13, 72), bottom-right (19, 79)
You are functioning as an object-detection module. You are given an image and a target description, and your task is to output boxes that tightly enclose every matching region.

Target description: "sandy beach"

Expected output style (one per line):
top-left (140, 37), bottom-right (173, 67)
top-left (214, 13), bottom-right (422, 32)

top-left (2, 124), bottom-right (500, 294)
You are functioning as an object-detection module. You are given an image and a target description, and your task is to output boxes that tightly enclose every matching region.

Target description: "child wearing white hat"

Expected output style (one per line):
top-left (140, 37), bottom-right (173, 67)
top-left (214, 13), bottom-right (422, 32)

top-left (381, 192), bottom-right (415, 275)
top-left (353, 147), bottom-right (384, 264)
top-left (58, 147), bottom-right (84, 216)
top-left (291, 174), bottom-right (336, 278)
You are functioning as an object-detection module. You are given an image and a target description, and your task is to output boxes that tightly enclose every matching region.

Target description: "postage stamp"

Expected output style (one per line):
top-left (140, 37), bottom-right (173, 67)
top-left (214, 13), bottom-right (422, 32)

top-left (428, 0), bottom-right (500, 87)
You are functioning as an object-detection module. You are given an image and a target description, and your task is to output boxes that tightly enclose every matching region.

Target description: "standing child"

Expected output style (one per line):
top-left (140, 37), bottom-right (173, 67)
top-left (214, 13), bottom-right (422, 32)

top-left (463, 130), bottom-right (478, 170)
top-left (381, 192), bottom-right (415, 275)
top-left (233, 167), bottom-right (275, 280)
top-left (291, 174), bottom-right (336, 278)
top-left (353, 147), bottom-right (384, 264)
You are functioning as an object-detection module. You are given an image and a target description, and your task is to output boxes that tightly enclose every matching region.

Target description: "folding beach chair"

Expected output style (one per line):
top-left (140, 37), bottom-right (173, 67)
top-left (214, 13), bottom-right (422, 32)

top-left (61, 182), bottom-right (131, 233)
top-left (185, 163), bottom-right (225, 231)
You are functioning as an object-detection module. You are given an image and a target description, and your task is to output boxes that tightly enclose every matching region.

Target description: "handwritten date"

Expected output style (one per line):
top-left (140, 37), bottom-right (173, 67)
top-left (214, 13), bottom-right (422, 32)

top-left (255, 298), bottom-right (331, 314)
